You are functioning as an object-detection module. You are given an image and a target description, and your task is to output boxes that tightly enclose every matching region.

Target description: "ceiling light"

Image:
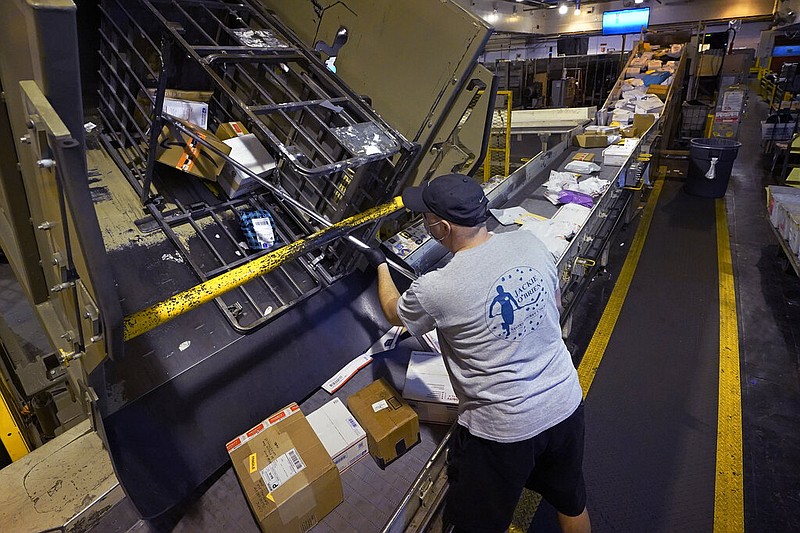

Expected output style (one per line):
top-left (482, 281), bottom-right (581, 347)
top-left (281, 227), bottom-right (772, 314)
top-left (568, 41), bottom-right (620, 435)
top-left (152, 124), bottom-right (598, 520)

top-left (574, 0), bottom-right (581, 15)
top-left (635, 0), bottom-right (644, 3)
top-left (559, 3), bottom-right (568, 14)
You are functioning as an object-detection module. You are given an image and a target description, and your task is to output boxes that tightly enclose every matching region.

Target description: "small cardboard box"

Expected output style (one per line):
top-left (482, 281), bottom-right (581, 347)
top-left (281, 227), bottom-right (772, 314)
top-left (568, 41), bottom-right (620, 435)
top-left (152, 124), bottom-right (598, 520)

top-left (572, 152), bottom-right (596, 162)
top-left (621, 114), bottom-right (657, 138)
top-left (347, 379), bottom-right (420, 469)
top-left (402, 351), bottom-right (459, 425)
top-left (634, 95), bottom-right (665, 115)
top-left (216, 121), bottom-right (250, 140)
top-left (575, 134), bottom-right (613, 148)
top-left (603, 143), bottom-right (637, 166)
top-left (633, 113), bottom-right (657, 135)
top-left (135, 89), bottom-right (212, 130)
top-left (646, 84), bottom-right (669, 101)
top-left (306, 398), bottom-right (368, 473)
top-left (218, 134), bottom-right (276, 198)
top-left (226, 403), bottom-right (343, 533)
top-left (162, 97), bottom-right (209, 130)
top-left (157, 118), bottom-right (231, 181)
top-left (585, 125), bottom-right (619, 135)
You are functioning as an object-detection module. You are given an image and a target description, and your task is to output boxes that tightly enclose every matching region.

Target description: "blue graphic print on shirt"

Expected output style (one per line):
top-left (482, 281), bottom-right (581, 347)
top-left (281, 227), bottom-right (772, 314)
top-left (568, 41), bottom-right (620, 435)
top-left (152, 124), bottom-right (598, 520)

top-left (486, 267), bottom-right (548, 341)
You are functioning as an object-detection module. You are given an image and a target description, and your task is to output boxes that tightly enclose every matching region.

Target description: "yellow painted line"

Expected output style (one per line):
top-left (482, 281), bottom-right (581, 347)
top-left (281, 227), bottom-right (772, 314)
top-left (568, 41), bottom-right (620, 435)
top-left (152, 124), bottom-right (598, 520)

top-left (123, 197), bottom-right (404, 340)
top-left (577, 178), bottom-right (665, 395)
top-left (713, 199), bottom-right (744, 533)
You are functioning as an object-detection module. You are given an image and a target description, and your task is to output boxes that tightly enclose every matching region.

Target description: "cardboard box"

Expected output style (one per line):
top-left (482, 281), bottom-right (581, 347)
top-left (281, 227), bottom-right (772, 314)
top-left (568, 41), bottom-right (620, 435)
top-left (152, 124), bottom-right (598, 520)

top-left (306, 398), bottom-right (368, 473)
top-left (157, 118), bottom-right (231, 181)
top-left (135, 89), bottom-right (213, 130)
top-left (646, 84), bottom-right (669, 101)
top-left (572, 152), bottom-right (596, 162)
top-left (218, 134), bottom-right (276, 198)
top-left (347, 379), bottom-right (420, 469)
top-left (574, 134), bottom-right (612, 148)
top-left (162, 97), bottom-right (209, 130)
top-left (402, 351), bottom-right (459, 425)
top-left (634, 95), bottom-right (665, 115)
top-left (621, 114), bottom-right (657, 138)
top-left (585, 125), bottom-right (619, 135)
top-left (602, 142), bottom-right (637, 166)
top-left (226, 403), bottom-right (343, 533)
top-left (216, 121), bottom-right (250, 140)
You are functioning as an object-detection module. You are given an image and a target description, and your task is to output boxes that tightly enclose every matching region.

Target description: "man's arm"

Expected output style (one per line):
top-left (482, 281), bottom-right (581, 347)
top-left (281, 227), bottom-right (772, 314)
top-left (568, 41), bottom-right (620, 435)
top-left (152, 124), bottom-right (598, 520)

top-left (376, 263), bottom-right (404, 326)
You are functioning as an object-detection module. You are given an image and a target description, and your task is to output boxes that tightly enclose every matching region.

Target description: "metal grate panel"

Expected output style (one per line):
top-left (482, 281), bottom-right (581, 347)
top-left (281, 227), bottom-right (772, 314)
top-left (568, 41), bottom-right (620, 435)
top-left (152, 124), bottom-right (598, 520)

top-left (96, 0), bottom-right (417, 330)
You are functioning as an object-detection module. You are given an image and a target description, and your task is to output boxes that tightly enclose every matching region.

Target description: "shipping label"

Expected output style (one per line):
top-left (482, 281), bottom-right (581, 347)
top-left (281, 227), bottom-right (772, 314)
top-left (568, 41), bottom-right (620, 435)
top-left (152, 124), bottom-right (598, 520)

top-left (260, 448), bottom-right (306, 493)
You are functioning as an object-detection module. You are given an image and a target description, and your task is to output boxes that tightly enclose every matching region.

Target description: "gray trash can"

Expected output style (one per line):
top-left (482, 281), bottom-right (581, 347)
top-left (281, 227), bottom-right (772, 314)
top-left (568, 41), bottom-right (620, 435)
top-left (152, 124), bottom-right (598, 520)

top-left (684, 138), bottom-right (741, 198)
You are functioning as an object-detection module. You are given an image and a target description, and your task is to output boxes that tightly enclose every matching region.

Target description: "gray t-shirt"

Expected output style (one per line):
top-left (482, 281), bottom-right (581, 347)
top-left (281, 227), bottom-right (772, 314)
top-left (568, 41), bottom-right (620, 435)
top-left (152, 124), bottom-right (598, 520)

top-left (397, 230), bottom-right (583, 443)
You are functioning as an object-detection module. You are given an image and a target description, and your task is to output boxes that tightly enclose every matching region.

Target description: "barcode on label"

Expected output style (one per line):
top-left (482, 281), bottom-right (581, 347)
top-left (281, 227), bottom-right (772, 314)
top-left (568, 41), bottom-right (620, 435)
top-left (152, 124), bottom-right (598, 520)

top-left (287, 448), bottom-right (304, 471)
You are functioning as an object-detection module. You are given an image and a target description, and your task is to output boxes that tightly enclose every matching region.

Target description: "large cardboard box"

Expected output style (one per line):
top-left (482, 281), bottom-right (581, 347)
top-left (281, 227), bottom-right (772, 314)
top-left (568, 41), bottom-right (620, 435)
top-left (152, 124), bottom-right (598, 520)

top-left (157, 118), bottom-right (231, 181)
top-left (402, 351), bottom-right (459, 425)
top-left (306, 398), bottom-right (368, 473)
top-left (347, 379), bottom-right (420, 469)
top-left (226, 403), bottom-right (343, 533)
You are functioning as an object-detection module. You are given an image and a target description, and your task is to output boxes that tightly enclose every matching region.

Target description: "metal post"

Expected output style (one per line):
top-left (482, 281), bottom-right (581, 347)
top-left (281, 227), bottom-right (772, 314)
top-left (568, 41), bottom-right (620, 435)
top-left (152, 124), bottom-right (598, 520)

top-left (140, 34), bottom-right (171, 204)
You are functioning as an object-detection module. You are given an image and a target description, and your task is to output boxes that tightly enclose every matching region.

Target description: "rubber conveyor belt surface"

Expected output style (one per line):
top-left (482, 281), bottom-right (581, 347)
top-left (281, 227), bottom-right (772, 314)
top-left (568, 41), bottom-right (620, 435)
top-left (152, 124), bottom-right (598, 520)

top-left (549, 178), bottom-right (721, 532)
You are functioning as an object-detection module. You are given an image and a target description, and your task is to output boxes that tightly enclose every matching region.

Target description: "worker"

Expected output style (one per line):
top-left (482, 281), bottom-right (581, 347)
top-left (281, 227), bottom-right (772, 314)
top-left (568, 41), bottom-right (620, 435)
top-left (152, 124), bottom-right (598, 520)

top-left (361, 173), bottom-right (591, 533)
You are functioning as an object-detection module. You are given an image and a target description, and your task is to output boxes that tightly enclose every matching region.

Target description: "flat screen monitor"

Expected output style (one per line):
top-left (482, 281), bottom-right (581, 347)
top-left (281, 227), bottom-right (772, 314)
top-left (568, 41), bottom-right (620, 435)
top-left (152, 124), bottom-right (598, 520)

top-left (773, 45), bottom-right (800, 57)
top-left (602, 8), bottom-right (650, 36)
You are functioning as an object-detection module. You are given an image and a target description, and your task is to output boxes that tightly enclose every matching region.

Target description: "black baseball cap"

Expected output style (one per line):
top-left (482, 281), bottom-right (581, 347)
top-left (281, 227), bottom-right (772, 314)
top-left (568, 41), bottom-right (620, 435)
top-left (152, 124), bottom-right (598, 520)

top-left (401, 174), bottom-right (489, 227)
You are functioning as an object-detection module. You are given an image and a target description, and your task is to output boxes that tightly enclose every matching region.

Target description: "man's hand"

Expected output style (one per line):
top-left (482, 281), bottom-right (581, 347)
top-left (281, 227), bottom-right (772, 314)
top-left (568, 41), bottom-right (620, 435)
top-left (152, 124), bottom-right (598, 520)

top-left (361, 246), bottom-right (387, 269)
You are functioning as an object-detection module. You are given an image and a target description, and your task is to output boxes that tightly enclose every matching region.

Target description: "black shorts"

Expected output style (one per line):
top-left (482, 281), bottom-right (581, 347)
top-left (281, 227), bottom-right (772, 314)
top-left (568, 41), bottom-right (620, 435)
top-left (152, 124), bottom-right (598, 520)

top-left (444, 402), bottom-right (586, 533)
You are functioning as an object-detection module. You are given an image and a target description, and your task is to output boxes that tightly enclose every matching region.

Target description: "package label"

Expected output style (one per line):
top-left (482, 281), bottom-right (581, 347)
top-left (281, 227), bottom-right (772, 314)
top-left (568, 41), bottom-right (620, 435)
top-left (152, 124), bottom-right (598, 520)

top-left (249, 453), bottom-right (258, 473)
top-left (260, 448), bottom-right (306, 493)
top-left (176, 136), bottom-right (203, 173)
top-left (252, 217), bottom-right (275, 248)
top-left (372, 400), bottom-right (389, 412)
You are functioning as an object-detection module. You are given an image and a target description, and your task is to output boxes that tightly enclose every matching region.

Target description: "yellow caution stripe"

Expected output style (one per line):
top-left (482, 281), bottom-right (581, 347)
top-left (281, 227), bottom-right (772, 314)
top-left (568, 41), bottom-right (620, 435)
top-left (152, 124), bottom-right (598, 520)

top-left (713, 198), bottom-right (744, 533)
top-left (0, 384), bottom-right (30, 461)
top-left (123, 197), bottom-right (404, 340)
top-left (577, 178), bottom-right (665, 395)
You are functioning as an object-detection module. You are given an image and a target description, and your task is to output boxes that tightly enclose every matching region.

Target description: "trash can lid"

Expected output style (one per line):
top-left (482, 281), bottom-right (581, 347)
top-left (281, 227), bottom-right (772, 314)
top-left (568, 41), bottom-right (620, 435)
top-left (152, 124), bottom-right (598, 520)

top-left (690, 137), bottom-right (742, 149)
